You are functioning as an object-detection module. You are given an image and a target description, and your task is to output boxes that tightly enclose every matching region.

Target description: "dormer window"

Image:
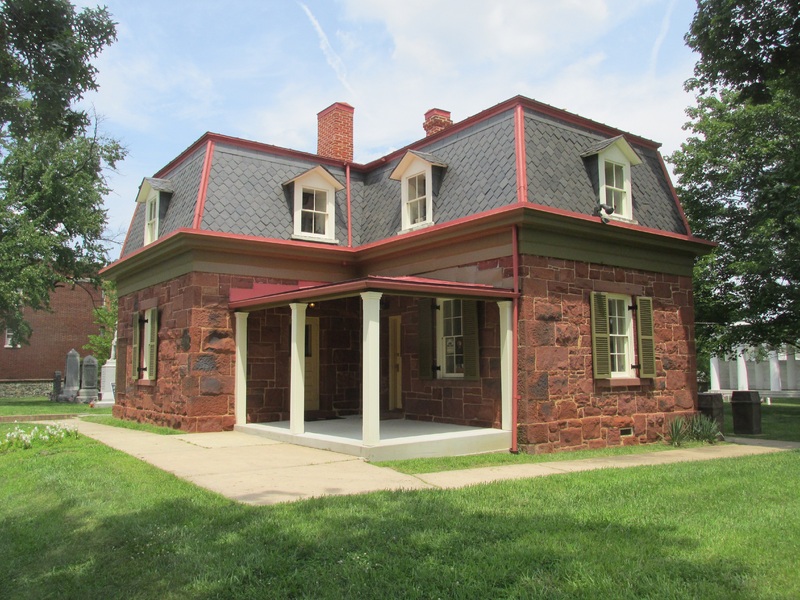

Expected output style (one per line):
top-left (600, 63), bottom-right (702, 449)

top-left (390, 150), bottom-right (447, 233)
top-left (286, 166), bottom-right (343, 244)
top-left (582, 136), bottom-right (642, 222)
top-left (136, 178), bottom-right (174, 246)
top-left (145, 193), bottom-right (159, 245)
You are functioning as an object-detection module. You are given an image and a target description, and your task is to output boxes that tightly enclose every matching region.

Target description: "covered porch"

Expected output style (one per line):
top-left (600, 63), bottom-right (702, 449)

top-left (230, 276), bottom-right (517, 461)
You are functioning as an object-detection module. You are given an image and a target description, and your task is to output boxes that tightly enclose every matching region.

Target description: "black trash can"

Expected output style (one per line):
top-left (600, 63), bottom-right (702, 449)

top-left (697, 392), bottom-right (724, 434)
top-left (730, 391), bottom-right (762, 435)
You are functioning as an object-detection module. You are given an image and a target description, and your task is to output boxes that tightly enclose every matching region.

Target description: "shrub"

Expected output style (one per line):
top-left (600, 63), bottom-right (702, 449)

top-left (664, 414), bottom-right (722, 447)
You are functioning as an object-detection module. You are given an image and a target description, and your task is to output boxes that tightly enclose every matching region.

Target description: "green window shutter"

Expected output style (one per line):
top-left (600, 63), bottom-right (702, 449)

top-left (147, 308), bottom-right (158, 380)
top-left (591, 292), bottom-right (611, 379)
top-left (636, 296), bottom-right (656, 379)
top-left (131, 311), bottom-right (140, 380)
top-left (462, 300), bottom-right (480, 380)
top-left (418, 298), bottom-right (433, 379)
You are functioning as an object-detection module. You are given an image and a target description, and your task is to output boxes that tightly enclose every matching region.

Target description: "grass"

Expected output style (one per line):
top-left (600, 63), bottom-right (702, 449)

top-left (377, 440), bottom-right (713, 474)
top-left (80, 415), bottom-right (185, 435)
top-left (724, 397), bottom-right (800, 442)
top-left (2, 422), bottom-right (798, 599)
top-left (0, 396), bottom-right (112, 417)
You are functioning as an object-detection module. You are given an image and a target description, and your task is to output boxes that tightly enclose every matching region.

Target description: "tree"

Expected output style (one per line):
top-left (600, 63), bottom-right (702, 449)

top-left (671, 1), bottom-right (800, 355)
top-left (686, 0), bottom-right (800, 103)
top-left (84, 279), bottom-right (117, 365)
top-left (0, 0), bottom-right (124, 344)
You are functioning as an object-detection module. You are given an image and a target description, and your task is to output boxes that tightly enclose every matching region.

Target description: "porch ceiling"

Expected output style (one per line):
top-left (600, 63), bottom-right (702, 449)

top-left (229, 274), bottom-right (517, 311)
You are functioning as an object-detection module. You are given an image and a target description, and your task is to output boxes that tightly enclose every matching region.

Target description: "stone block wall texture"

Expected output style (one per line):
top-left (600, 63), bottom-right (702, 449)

top-left (516, 255), bottom-right (697, 453)
top-left (114, 272), bottom-right (282, 432)
top-left (0, 284), bottom-right (102, 383)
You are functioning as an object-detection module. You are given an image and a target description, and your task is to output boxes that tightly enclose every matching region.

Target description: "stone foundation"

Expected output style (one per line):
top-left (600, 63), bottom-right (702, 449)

top-left (0, 380), bottom-right (52, 398)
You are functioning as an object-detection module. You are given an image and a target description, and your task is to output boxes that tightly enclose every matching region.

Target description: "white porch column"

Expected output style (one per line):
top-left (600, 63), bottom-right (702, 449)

top-left (497, 301), bottom-right (513, 431)
top-left (728, 357), bottom-right (738, 390)
top-left (361, 292), bottom-right (382, 446)
top-left (788, 347), bottom-right (798, 390)
top-left (769, 350), bottom-right (782, 391)
top-left (709, 355), bottom-right (721, 391)
top-left (289, 303), bottom-right (307, 435)
top-left (736, 346), bottom-right (750, 391)
top-left (234, 312), bottom-right (249, 426)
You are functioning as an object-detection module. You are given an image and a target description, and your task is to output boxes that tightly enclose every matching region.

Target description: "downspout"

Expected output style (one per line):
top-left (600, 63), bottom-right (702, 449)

top-left (511, 224), bottom-right (520, 453)
top-left (510, 103), bottom-right (527, 454)
top-left (346, 163), bottom-right (352, 248)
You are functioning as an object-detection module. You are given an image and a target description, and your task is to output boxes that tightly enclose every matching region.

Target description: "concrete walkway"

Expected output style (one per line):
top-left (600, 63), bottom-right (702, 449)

top-left (64, 419), bottom-right (798, 506)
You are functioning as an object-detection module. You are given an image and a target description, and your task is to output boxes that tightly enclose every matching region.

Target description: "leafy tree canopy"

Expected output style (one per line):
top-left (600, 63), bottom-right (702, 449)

top-left (673, 0), bottom-right (800, 354)
top-left (0, 0), bottom-right (124, 344)
top-left (686, 0), bottom-right (800, 103)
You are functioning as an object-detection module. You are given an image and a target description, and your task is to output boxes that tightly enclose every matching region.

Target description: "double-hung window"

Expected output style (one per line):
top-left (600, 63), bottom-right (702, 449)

top-left (136, 178), bottom-right (173, 246)
top-left (582, 136), bottom-right (641, 222)
top-left (418, 298), bottom-right (479, 379)
top-left (406, 173), bottom-right (428, 226)
top-left (390, 151), bottom-right (446, 232)
top-left (145, 194), bottom-right (159, 245)
top-left (288, 166), bottom-right (342, 243)
top-left (591, 292), bottom-right (655, 380)
top-left (4, 328), bottom-right (19, 349)
top-left (132, 307), bottom-right (159, 381)
top-left (300, 187), bottom-right (328, 236)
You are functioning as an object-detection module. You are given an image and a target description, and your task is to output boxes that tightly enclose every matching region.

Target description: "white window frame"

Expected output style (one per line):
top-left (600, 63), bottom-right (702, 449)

top-left (606, 293), bottom-right (635, 378)
top-left (436, 298), bottom-right (464, 378)
top-left (144, 192), bottom-right (159, 245)
top-left (400, 160), bottom-right (433, 232)
top-left (5, 328), bottom-right (19, 349)
top-left (291, 169), bottom-right (339, 243)
top-left (598, 145), bottom-right (635, 222)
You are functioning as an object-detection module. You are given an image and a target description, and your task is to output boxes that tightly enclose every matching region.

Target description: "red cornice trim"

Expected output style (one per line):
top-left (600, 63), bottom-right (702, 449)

top-left (514, 105), bottom-right (528, 204)
top-left (657, 152), bottom-right (693, 237)
top-left (230, 275), bottom-right (517, 310)
top-left (193, 140), bottom-right (215, 230)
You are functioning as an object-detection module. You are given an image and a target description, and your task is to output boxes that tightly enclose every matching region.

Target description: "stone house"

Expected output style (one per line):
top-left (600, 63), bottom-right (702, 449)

top-left (102, 95), bottom-right (712, 459)
top-left (0, 284), bottom-right (103, 397)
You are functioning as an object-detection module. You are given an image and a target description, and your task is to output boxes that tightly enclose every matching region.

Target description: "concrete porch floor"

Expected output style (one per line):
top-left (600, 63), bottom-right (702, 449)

top-left (235, 416), bottom-right (512, 461)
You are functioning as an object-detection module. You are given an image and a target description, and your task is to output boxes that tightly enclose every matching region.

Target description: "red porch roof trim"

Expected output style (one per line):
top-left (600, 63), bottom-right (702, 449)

top-left (229, 275), bottom-right (518, 311)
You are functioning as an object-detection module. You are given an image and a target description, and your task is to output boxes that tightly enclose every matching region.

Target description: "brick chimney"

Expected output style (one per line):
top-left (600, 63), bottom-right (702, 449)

top-left (423, 108), bottom-right (453, 137)
top-left (317, 102), bottom-right (354, 162)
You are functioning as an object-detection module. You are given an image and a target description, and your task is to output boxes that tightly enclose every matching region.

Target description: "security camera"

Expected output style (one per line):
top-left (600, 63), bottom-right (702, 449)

top-left (599, 203), bottom-right (614, 214)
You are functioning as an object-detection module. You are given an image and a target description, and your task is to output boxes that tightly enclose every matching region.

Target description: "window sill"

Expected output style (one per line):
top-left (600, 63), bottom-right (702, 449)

top-left (291, 234), bottom-right (340, 245)
top-left (606, 214), bottom-right (638, 225)
top-left (136, 379), bottom-right (156, 387)
top-left (597, 377), bottom-right (642, 387)
top-left (398, 220), bottom-right (435, 235)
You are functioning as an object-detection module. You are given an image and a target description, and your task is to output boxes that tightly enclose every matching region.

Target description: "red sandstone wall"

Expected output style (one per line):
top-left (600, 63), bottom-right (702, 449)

top-left (396, 296), bottom-right (503, 428)
top-left (517, 256), bottom-right (697, 453)
top-left (0, 284), bottom-right (102, 381)
top-left (114, 272), bottom-right (280, 431)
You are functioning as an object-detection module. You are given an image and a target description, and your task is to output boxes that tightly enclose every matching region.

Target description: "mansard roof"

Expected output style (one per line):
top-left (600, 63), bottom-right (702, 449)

top-left (119, 95), bottom-right (693, 259)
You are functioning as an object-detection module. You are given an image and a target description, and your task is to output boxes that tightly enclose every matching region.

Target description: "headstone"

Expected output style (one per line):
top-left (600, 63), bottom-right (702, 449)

top-left (58, 349), bottom-right (81, 402)
top-left (77, 355), bottom-right (99, 404)
top-left (99, 330), bottom-right (117, 404)
top-left (50, 371), bottom-right (62, 402)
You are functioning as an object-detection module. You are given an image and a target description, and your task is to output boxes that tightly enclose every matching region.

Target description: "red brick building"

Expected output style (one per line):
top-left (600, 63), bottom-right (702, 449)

top-left (103, 96), bottom-right (711, 458)
top-left (0, 284), bottom-right (103, 396)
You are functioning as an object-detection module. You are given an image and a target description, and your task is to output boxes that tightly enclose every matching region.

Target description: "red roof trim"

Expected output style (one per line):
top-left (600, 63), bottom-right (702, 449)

top-left (656, 152), bottom-right (692, 237)
top-left (514, 105), bottom-right (528, 204)
top-left (192, 140), bottom-right (215, 229)
top-left (230, 275), bottom-right (517, 310)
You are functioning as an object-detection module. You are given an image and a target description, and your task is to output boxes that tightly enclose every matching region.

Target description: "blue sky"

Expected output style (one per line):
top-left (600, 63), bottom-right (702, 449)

top-left (77, 0), bottom-right (700, 259)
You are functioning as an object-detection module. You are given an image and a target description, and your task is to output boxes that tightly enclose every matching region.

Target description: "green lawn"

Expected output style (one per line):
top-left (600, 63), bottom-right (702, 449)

top-left (377, 440), bottom-right (713, 474)
top-left (724, 397), bottom-right (800, 442)
top-left (80, 415), bottom-right (184, 435)
top-left (1, 422), bottom-right (798, 599)
top-left (0, 396), bottom-right (112, 417)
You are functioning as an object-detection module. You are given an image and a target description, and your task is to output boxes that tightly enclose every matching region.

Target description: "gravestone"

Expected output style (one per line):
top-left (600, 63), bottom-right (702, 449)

top-left (57, 349), bottom-right (81, 402)
top-left (99, 331), bottom-right (117, 403)
top-left (50, 371), bottom-right (63, 402)
top-left (77, 355), bottom-right (99, 404)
